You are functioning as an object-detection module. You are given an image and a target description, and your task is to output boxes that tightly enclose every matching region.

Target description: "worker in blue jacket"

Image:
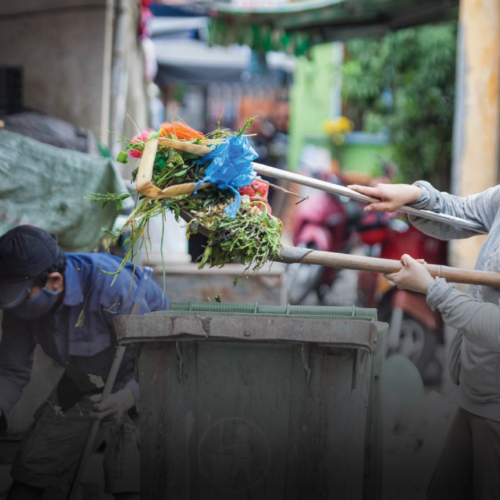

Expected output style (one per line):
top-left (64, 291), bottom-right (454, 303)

top-left (0, 225), bottom-right (170, 500)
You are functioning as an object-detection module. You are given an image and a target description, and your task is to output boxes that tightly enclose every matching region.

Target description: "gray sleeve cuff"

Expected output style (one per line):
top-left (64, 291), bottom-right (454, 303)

top-left (409, 181), bottom-right (438, 211)
top-left (125, 378), bottom-right (140, 413)
top-left (426, 277), bottom-right (455, 310)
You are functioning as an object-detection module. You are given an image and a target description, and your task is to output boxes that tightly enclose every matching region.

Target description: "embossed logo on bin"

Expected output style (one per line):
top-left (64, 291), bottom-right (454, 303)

top-left (198, 417), bottom-right (271, 491)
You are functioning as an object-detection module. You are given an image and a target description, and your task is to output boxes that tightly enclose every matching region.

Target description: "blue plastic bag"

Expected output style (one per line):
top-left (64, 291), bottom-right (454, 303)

top-left (195, 136), bottom-right (258, 218)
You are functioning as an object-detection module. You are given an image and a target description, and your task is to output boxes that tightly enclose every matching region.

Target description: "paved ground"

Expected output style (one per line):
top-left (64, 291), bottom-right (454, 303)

top-left (0, 454), bottom-right (113, 500)
top-left (294, 266), bottom-right (459, 500)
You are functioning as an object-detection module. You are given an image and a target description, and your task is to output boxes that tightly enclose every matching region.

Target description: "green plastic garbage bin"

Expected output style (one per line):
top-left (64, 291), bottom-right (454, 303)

top-left (114, 302), bottom-right (387, 500)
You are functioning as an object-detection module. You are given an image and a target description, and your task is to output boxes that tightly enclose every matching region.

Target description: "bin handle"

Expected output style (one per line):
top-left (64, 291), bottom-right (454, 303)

top-left (301, 343), bottom-right (311, 385)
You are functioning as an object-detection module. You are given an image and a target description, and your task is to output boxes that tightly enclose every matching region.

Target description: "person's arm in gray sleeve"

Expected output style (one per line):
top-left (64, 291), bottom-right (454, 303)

top-left (0, 312), bottom-right (36, 431)
top-left (408, 181), bottom-right (500, 240)
top-left (426, 277), bottom-right (500, 353)
top-left (447, 329), bottom-right (463, 386)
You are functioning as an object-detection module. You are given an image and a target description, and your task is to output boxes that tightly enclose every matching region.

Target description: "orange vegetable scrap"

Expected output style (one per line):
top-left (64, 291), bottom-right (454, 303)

top-left (159, 120), bottom-right (204, 141)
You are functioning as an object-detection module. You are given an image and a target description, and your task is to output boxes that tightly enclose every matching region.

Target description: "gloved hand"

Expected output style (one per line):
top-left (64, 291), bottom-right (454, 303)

top-left (89, 387), bottom-right (135, 427)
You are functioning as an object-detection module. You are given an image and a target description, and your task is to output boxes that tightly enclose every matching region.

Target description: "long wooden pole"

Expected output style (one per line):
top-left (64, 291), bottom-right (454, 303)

top-left (278, 245), bottom-right (500, 288)
top-left (178, 211), bottom-right (500, 288)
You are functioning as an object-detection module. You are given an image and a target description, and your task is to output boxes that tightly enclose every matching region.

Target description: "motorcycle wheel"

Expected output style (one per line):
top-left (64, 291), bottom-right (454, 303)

top-left (379, 296), bottom-right (442, 386)
top-left (286, 244), bottom-right (324, 305)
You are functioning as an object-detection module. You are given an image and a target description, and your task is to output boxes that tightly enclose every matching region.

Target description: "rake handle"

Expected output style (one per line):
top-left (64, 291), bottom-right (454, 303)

top-left (178, 210), bottom-right (500, 288)
top-left (278, 245), bottom-right (500, 288)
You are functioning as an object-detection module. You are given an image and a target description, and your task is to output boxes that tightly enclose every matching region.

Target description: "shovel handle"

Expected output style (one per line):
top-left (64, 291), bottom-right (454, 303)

top-left (136, 139), bottom-right (211, 198)
top-left (178, 209), bottom-right (497, 287)
top-left (278, 245), bottom-right (500, 288)
top-left (67, 267), bottom-right (154, 500)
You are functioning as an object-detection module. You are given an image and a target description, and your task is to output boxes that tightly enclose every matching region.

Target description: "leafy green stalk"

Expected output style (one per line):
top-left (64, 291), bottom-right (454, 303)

top-left (196, 206), bottom-right (283, 285)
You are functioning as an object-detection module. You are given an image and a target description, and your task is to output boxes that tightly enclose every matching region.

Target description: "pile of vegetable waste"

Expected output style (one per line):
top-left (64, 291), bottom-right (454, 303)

top-left (89, 119), bottom-right (283, 284)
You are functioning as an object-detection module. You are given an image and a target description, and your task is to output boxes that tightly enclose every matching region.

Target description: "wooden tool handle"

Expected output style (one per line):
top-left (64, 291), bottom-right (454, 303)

top-left (158, 181), bottom-right (211, 199)
top-left (67, 269), bottom-right (154, 500)
top-left (278, 245), bottom-right (500, 288)
top-left (158, 137), bottom-right (212, 155)
top-left (135, 139), bottom-right (210, 198)
top-left (135, 138), bottom-right (160, 197)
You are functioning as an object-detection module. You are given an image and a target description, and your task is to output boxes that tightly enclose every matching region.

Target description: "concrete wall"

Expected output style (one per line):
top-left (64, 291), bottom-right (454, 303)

top-left (288, 43), bottom-right (340, 171)
top-left (0, 0), bottom-right (111, 142)
top-left (0, 0), bottom-right (148, 148)
top-left (108, 0), bottom-right (150, 159)
top-left (450, 0), bottom-right (500, 273)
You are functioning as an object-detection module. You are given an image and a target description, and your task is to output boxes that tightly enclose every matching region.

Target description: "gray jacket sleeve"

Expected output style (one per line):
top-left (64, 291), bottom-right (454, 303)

top-left (408, 181), bottom-right (500, 239)
top-left (427, 277), bottom-right (500, 354)
top-left (447, 329), bottom-right (463, 386)
top-left (409, 181), bottom-right (500, 382)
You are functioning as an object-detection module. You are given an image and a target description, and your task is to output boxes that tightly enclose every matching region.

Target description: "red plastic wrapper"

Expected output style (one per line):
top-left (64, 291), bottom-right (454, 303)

top-left (240, 179), bottom-right (272, 214)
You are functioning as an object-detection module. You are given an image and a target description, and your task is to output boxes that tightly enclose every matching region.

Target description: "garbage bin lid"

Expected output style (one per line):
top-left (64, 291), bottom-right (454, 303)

top-left (114, 302), bottom-right (386, 353)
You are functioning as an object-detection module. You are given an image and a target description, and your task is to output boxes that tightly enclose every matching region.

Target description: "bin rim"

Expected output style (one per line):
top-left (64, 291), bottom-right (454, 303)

top-left (167, 301), bottom-right (378, 321)
top-left (114, 313), bottom-right (388, 354)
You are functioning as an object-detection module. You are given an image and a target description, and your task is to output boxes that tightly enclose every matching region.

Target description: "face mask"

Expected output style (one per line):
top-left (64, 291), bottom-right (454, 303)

top-left (12, 287), bottom-right (59, 321)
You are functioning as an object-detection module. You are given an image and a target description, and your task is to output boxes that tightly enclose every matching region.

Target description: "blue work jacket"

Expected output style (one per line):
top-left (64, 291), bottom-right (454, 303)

top-left (0, 253), bottom-right (169, 426)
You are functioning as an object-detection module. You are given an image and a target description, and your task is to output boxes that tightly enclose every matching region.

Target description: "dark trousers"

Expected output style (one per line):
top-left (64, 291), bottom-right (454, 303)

top-left (7, 391), bottom-right (140, 500)
top-left (427, 407), bottom-right (500, 500)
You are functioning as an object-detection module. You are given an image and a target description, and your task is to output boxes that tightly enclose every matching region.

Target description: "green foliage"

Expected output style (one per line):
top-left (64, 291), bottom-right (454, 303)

top-left (116, 151), bottom-right (129, 164)
top-left (342, 22), bottom-right (457, 190)
top-left (196, 204), bottom-right (283, 285)
top-left (87, 192), bottom-right (132, 212)
top-left (88, 374), bottom-right (105, 389)
top-left (90, 119), bottom-right (281, 285)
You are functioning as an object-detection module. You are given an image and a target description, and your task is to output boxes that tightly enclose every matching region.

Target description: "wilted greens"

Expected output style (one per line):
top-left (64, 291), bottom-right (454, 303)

top-left (88, 118), bottom-right (282, 284)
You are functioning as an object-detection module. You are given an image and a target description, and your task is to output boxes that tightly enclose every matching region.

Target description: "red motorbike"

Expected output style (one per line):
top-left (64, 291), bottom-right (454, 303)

top-left (356, 211), bottom-right (447, 384)
top-left (286, 173), bottom-right (361, 304)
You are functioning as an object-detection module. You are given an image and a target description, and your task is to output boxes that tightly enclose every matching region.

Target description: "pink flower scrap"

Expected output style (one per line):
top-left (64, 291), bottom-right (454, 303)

top-left (129, 129), bottom-right (153, 158)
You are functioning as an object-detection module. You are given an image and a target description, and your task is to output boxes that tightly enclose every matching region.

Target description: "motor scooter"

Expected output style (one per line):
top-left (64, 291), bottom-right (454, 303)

top-left (356, 212), bottom-right (447, 384)
top-left (286, 173), bottom-right (362, 304)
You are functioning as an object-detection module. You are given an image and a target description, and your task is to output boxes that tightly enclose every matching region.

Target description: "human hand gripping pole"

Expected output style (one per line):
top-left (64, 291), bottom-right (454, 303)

top-left (67, 266), bottom-right (153, 500)
top-left (88, 386), bottom-right (135, 427)
top-left (383, 255), bottom-right (435, 294)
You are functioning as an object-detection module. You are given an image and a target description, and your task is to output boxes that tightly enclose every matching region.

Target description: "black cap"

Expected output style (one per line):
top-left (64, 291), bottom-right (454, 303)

top-left (0, 226), bottom-right (59, 309)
